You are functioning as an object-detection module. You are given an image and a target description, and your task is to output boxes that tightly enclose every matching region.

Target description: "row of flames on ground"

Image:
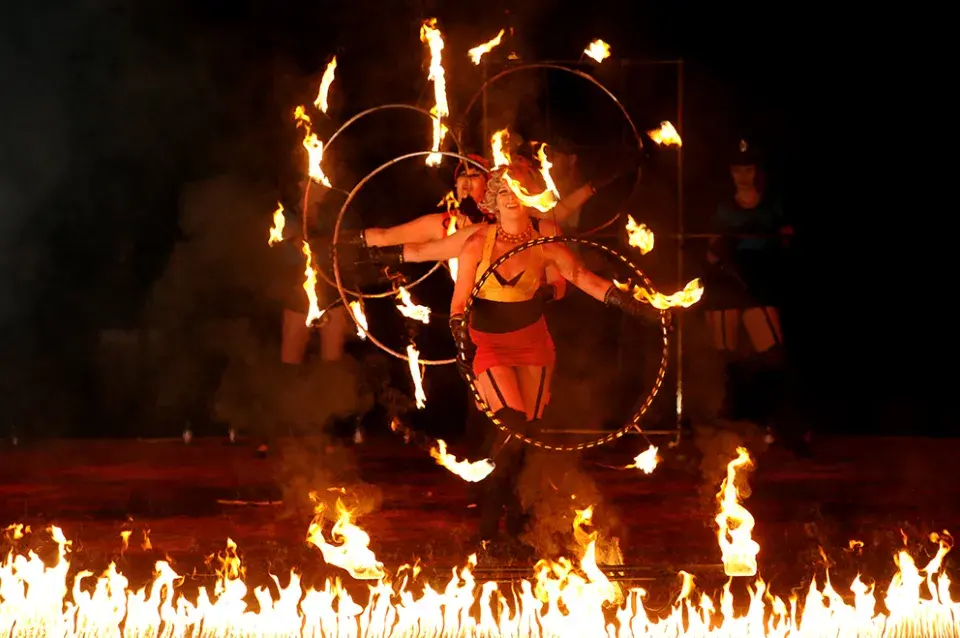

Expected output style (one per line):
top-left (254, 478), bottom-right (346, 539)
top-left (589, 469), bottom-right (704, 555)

top-left (264, 19), bottom-right (693, 415)
top-left (2, 447), bottom-right (958, 636)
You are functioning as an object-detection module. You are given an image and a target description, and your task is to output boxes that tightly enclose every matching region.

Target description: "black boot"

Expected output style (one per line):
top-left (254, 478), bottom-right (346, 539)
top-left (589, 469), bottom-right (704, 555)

top-left (477, 408), bottom-right (528, 543)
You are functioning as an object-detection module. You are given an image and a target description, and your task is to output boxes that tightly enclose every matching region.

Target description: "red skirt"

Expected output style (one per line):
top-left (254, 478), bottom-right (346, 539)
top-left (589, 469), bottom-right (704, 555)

top-left (470, 316), bottom-right (556, 376)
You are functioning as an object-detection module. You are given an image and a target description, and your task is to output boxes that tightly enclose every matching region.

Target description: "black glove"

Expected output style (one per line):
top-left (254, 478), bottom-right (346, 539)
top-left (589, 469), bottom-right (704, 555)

top-left (458, 196), bottom-right (485, 224)
top-left (603, 285), bottom-right (660, 325)
top-left (338, 228), bottom-right (367, 248)
top-left (536, 283), bottom-right (556, 304)
top-left (449, 313), bottom-right (476, 379)
top-left (365, 245), bottom-right (404, 270)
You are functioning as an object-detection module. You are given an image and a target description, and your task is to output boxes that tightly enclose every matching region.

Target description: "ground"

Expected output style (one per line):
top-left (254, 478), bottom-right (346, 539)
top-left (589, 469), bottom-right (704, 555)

top-left (1, 432), bottom-right (957, 608)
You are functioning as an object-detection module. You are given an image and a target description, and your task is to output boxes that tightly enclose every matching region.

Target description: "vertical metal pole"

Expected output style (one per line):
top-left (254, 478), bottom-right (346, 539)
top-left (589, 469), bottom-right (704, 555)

top-left (674, 59), bottom-right (685, 445)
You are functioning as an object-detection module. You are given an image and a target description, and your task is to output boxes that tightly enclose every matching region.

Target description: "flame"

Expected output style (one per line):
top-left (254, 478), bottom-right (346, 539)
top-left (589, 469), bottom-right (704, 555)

top-left (429, 440), bottom-right (495, 482)
top-left (268, 202), bottom-right (286, 246)
top-left (313, 56), bottom-right (337, 114)
top-left (406, 343), bottom-right (427, 408)
top-left (616, 277), bottom-right (704, 310)
top-left (628, 445), bottom-right (659, 474)
top-left (296, 107), bottom-right (332, 187)
top-left (468, 29), bottom-right (505, 64)
top-left (536, 143), bottom-right (561, 200)
top-left (300, 241), bottom-right (324, 326)
top-left (2, 517), bottom-right (960, 634)
top-left (420, 19), bottom-right (449, 166)
top-left (305, 496), bottom-right (385, 580)
top-left (503, 170), bottom-right (558, 213)
top-left (490, 128), bottom-right (511, 167)
top-left (648, 120), bottom-right (682, 147)
top-left (584, 39), bottom-right (611, 63)
top-left (625, 215), bottom-right (654, 255)
top-left (716, 447), bottom-right (760, 577)
top-left (348, 300), bottom-right (368, 340)
top-left (395, 286), bottom-right (431, 324)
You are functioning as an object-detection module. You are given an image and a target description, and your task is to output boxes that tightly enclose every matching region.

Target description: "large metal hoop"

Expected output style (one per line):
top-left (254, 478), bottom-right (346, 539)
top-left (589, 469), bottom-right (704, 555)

top-left (301, 104), bottom-right (465, 300)
top-left (333, 150), bottom-right (491, 365)
top-left (460, 63), bottom-right (644, 237)
top-left (460, 235), bottom-right (670, 452)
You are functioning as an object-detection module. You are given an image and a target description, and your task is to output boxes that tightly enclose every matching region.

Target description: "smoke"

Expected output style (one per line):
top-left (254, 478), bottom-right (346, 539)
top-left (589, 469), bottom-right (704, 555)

top-left (516, 450), bottom-right (623, 563)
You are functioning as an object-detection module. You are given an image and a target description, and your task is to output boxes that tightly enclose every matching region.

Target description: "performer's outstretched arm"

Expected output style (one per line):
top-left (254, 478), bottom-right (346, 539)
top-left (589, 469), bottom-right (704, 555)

top-left (545, 244), bottom-right (660, 322)
top-left (552, 183), bottom-right (595, 224)
top-left (363, 213), bottom-right (447, 247)
top-left (403, 223), bottom-right (488, 263)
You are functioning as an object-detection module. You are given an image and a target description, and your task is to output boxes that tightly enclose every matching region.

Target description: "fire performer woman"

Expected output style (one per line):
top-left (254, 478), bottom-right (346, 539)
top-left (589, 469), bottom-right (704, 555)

top-left (447, 163), bottom-right (666, 546)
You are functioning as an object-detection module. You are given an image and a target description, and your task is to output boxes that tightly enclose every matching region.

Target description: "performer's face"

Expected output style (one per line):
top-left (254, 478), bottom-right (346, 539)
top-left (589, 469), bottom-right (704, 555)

top-left (731, 164), bottom-right (757, 189)
top-left (456, 170), bottom-right (487, 202)
top-left (496, 182), bottom-right (522, 216)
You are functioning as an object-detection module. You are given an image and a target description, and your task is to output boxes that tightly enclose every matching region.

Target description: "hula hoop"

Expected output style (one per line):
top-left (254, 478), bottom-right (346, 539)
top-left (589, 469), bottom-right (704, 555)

top-left (459, 235), bottom-right (669, 452)
top-left (333, 150), bottom-right (491, 365)
top-left (460, 63), bottom-right (644, 237)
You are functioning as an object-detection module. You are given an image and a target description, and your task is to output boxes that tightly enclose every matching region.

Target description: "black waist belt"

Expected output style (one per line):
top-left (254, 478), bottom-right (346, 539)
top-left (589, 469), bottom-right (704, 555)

top-left (471, 297), bottom-right (544, 333)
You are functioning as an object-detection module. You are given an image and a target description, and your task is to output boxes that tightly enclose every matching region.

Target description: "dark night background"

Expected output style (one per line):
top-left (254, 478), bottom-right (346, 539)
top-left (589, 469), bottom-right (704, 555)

top-left (0, 0), bottom-right (937, 441)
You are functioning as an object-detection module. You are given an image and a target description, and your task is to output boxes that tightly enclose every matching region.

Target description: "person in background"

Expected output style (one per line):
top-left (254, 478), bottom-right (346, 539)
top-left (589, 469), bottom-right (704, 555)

top-left (703, 139), bottom-right (806, 454)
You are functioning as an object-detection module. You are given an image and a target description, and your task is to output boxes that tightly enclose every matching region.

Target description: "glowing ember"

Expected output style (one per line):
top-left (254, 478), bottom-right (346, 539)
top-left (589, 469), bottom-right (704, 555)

top-left (468, 29), bottom-right (505, 64)
top-left (429, 440), bottom-right (495, 482)
top-left (268, 202), bottom-right (286, 246)
top-left (300, 241), bottom-right (324, 326)
top-left (536, 143), bottom-right (561, 200)
top-left (419, 19), bottom-right (449, 166)
top-left (648, 120), bottom-right (682, 147)
top-left (395, 286), bottom-right (430, 324)
top-left (490, 128), bottom-right (511, 167)
top-left (628, 444), bottom-right (659, 474)
top-left (406, 343), bottom-right (427, 408)
top-left (348, 300), bottom-right (368, 340)
top-left (625, 215), bottom-right (654, 255)
top-left (716, 447), bottom-right (760, 577)
top-left (584, 39), bottom-right (611, 63)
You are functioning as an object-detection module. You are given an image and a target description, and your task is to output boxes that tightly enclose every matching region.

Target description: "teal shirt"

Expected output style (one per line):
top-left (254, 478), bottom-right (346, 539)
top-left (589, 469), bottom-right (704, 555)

top-left (715, 198), bottom-right (785, 252)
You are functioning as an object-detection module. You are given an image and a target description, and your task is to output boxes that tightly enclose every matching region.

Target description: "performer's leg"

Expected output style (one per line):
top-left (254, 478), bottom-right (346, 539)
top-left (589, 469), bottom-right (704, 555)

top-left (706, 310), bottom-right (740, 352)
top-left (320, 305), bottom-right (348, 362)
top-left (474, 366), bottom-right (525, 414)
top-left (742, 306), bottom-right (782, 353)
top-left (516, 365), bottom-right (553, 421)
top-left (364, 214), bottom-right (446, 248)
top-left (281, 309), bottom-right (311, 365)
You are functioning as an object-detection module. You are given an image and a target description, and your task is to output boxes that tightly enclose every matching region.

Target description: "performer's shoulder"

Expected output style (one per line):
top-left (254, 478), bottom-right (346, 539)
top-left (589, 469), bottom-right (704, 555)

top-left (538, 218), bottom-right (561, 236)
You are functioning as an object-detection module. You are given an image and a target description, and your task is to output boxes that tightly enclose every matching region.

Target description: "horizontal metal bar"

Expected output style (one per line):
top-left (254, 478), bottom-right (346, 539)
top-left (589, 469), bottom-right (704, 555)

top-left (538, 429), bottom-right (677, 436)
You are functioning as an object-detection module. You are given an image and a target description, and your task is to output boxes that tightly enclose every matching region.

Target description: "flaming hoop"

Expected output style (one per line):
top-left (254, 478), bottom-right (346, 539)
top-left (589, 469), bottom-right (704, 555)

top-left (301, 104), bottom-right (466, 301)
top-left (332, 150), bottom-right (491, 365)
top-left (460, 63), bottom-right (643, 236)
top-left (460, 235), bottom-right (670, 452)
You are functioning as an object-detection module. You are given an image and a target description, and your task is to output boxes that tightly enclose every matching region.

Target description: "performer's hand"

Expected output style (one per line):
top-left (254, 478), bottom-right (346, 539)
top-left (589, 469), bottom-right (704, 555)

top-left (449, 314), bottom-right (476, 379)
top-left (603, 285), bottom-right (659, 325)
top-left (365, 245), bottom-right (404, 269)
top-left (536, 283), bottom-right (556, 304)
top-left (458, 196), bottom-right (485, 224)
